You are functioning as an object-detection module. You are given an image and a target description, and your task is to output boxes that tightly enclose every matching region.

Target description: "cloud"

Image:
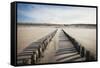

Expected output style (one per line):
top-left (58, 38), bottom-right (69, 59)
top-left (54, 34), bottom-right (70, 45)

top-left (17, 3), bottom-right (96, 24)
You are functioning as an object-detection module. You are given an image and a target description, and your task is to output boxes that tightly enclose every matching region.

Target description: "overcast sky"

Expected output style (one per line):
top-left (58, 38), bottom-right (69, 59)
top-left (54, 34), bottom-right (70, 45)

top-left (17, 3), bottom-right (96, 24)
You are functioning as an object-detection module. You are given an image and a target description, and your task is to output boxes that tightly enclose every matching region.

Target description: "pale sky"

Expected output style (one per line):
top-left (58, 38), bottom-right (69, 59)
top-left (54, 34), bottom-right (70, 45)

top-left (17, 3), bottom-right (96, 24)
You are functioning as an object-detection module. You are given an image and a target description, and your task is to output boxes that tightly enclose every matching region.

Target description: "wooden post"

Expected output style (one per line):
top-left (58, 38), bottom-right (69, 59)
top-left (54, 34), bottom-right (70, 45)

top-left (80, 46), bottom-right (85, 57)
top-left (86, 50), bottom-right (90, 61)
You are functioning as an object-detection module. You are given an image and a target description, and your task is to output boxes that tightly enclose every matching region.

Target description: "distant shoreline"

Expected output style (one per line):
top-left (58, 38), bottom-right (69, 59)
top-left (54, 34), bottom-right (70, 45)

top-left (17, 23), bottom-right (96, 29)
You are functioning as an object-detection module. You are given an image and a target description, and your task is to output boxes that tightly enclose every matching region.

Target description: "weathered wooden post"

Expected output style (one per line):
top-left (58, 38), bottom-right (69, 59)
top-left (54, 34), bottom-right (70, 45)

top-left (86, 50), bottom-right (90, 61)
top-left (17, 53), bottom-right (36, 65)
top-left (17, 29), bottom-right (58, 65)
top-left (31, 53), bottom-right (37, 64)
top-left (80, 46), bottom-right (85, 57)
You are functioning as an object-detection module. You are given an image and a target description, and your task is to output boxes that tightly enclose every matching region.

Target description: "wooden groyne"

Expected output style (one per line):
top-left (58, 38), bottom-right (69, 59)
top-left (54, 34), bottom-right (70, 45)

top-left (17, 28), bottom-right (96, 65)
top-left (62, 29), bottom-right (96, 61)
top-left (17, 29), bottom-right (58, 65)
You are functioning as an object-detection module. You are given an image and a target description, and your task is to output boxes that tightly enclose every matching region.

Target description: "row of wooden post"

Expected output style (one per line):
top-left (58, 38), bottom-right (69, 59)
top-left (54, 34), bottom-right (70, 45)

top-left (17, 29), bottom-right (58, 65)
top-left (62, 29), bottom-right (95, 61)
